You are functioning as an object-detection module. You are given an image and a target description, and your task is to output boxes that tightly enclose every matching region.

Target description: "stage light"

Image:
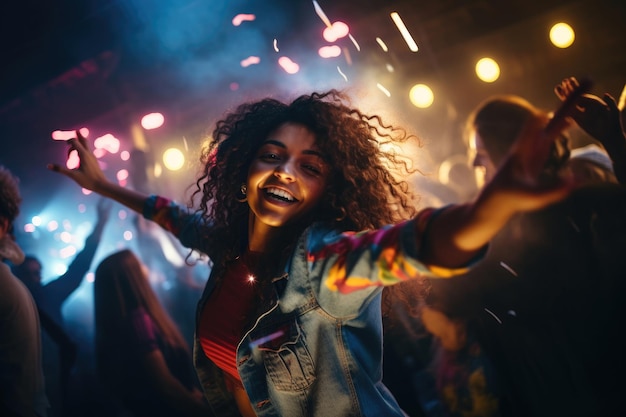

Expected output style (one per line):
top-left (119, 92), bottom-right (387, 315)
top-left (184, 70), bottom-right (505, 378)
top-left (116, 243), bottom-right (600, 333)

top-left (409, 84), bottom-right (434, 108)
top-left (550, 22), bottom-right (575, 48)
top-left (162, 148), bottom-right (185, 171)
top-left (475, 57), bottom-right (500, 83)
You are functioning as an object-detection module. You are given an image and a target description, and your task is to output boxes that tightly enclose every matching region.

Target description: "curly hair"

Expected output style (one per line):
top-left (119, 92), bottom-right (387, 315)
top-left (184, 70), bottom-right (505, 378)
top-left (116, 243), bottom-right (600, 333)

top-left (0, 165), bottom-right (22, 232)
top-left (190, 90), bottom-right (419, 271)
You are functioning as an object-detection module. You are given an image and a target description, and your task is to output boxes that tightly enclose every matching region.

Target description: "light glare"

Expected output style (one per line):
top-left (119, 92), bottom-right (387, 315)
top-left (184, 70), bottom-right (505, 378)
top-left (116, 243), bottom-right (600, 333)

top-left (409, 84), bottom-right (434, 108)
top-left (475, 58), bottom-right (500, 83)
top-left (550, 22), bottom-right (575, 48)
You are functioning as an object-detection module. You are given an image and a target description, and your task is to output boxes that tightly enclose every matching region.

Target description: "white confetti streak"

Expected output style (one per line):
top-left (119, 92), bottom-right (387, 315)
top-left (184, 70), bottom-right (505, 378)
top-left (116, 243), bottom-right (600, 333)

top-left (312, 0), bottom-right (332, 27)
top-left (390, 12), bottom-right (418, 52)
top-left (499, 261), bottom-right (518, 277)
top-left (375, 37), bottom-right (389, 52)
top-left (484, 308), bottom-right (503, 324)
top-left (337, 66), bottom-right (348, 82)
top-left (348, 34), bottom-right (360, 51)
top-left (376, 83), bottom-right (391, 97)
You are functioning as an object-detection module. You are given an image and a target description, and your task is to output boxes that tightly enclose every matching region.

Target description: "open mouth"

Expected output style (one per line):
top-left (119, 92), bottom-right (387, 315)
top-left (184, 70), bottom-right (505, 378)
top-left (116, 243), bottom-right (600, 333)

top-left (265, 187), bottom-right (297, 202)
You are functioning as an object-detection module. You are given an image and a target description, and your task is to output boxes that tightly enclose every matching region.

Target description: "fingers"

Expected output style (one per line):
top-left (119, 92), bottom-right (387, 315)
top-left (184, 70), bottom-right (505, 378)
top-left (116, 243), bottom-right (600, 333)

top-left (603, 93), bottom-right (620, 113)
top-left (75, 129), bottom-right (89, 149)
top-left (47, 163), bottom-right (73, 178)
top-left (555, 77), bottom-right (578, 100)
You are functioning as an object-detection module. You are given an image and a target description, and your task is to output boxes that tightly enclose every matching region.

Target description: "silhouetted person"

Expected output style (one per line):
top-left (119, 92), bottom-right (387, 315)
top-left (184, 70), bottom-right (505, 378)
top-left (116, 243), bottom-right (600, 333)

top-left (0, 165), bottom-right (49, 417)
top-left (94, 249), bottom-right (210, 417)
top-left (12, 198), bottom-right (111, 417)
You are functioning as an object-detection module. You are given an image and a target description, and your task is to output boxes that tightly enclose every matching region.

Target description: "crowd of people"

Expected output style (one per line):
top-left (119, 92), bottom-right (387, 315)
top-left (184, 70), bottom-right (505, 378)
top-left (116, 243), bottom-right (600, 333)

top-left (1, 75), bottom-right (624, 417)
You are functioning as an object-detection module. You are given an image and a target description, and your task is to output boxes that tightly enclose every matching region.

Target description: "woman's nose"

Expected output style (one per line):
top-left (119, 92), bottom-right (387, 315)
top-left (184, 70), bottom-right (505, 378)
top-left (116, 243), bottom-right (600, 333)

top-left (274, 162), bottom-right (295, 181)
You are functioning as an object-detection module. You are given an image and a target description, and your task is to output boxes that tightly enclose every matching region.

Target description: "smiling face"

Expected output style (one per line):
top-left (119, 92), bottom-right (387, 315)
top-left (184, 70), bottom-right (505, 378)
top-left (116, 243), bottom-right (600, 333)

top-left (245, 122), bottom-right (329, 243)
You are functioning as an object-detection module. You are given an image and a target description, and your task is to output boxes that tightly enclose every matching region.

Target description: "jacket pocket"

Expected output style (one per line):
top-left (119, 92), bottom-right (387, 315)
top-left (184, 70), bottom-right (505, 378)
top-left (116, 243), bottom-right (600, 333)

top-left (251, 319), bottom-right (316, 391)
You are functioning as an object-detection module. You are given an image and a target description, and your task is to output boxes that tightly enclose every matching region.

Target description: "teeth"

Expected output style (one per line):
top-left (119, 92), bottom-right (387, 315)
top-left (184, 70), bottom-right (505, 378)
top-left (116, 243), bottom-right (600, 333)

top-left (266, 187), bottom-right (295, 202)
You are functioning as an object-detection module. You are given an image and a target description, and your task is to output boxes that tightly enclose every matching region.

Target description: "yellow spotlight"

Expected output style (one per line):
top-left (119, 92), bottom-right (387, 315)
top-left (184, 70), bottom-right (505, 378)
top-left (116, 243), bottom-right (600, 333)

top-left (475, 57), bottom-right (500, 83)
top-left (550, 22), bottom-right (575, 48)
top-left (162, 148), bottom-right (185, 171)
top-left (409, 84), bottom-right (434, 108)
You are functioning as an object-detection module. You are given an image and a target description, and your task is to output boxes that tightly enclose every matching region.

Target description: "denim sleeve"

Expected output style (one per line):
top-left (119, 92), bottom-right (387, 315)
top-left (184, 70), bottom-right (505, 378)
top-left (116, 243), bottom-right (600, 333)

top-left (142, 195), bottom-right (210, 253)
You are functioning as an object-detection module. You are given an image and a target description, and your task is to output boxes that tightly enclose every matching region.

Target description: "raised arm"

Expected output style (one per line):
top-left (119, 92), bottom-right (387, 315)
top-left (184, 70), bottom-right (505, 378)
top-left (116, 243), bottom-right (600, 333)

top-left (422, 108), bottom-right (574, 268)
top-left (47, 130), bottom-right (149, 214)
top-left (48, 130), bottom-right (211, 254)
top-left (44, 197), bottom-right (112, 301)
top-left (555, 76), bottom-right (626, 184)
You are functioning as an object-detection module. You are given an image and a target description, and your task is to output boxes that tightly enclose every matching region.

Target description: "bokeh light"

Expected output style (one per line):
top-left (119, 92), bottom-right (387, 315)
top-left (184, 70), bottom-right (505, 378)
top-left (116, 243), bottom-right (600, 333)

top-left (409, 84), bottom-right (434, 108)
top-left (549, 22), bottom-right (575, 48)
top-left (162, 148), bottom-right (185, 171)
top-left (141, 113), bottom-right (165, 130)
top-left (322, 21), bottom-right (349, 42)
top-left (475, 57), bottom-right (500, 83)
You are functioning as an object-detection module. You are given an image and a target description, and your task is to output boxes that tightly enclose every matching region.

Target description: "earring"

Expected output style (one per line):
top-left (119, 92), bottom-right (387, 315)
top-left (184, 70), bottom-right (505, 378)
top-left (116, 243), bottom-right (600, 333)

top-left (237, 184), bottom-right (248, 203)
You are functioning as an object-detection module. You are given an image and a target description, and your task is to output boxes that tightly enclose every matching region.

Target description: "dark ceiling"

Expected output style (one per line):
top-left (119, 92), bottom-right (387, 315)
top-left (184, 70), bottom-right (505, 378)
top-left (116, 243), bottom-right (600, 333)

top-left (1, 0), bottom-right (625, 215)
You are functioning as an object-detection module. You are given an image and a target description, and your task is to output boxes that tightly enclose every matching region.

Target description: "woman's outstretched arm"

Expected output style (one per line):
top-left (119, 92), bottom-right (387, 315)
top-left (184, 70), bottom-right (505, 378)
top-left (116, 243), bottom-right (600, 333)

top-left (423, 109), bottom-right (574, 268)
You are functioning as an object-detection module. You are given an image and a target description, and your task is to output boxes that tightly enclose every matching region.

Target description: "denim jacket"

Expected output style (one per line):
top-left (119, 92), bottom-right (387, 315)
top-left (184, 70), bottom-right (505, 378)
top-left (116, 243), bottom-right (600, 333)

top-left (143, 195), bottom-right (471, 417)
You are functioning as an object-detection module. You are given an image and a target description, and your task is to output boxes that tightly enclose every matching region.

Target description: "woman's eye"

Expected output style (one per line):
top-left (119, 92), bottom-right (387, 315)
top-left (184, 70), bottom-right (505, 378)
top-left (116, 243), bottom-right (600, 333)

top-left (303, 164), bottom-right (321, 174)
top-left (260, 152), bottom-right (280, 161)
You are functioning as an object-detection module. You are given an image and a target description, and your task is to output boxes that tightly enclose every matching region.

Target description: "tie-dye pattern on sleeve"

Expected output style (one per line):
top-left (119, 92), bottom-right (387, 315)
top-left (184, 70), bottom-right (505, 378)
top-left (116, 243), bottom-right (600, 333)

top-left (318, 223), bottom-right (429, 293)
top-left (150, 196), bottom-right (185, 235)
top-left (316, 208), bottom-right (472, 294)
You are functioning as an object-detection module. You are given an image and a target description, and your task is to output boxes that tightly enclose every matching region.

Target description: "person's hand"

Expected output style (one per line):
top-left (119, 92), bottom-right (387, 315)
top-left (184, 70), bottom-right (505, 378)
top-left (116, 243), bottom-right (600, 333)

top-left (481, 111), bottom-right (574, 215)
top-left (555, 77), bottom-right (625, 151)
top-left (47, 130), bottom-right (110, 192)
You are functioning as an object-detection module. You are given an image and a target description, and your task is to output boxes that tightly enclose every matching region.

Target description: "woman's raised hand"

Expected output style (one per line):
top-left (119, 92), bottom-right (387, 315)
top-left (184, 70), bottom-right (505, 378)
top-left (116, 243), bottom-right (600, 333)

top-left (47, 130), bottom-right (110, 192)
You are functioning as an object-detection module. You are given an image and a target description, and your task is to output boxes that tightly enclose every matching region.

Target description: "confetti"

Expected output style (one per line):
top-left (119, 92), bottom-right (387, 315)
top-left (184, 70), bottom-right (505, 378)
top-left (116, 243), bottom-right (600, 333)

top-left (348, 34), bottom-right (360, 51)
top-left (376, 37), bottom-right (389, 52)
top-left (376, 83), bottom-right (391, 97)
top-left (499, 261), bottom-right (518, 277)
top-left (241, 56), bottom-right (261, 67)
top-left (390, 12), bottom-right (418, 52)
top-left (249, 330), bottom-right (286, 349)
top-left (337, 66), bottom-right (348, 82)
top-left (232, 14), bottom-right (256, 26)
top-left (278, 56), bottom-right (300, 74)
top-left (312, 0), bottom-right (332, 28)
top-left (484, 308), bottom-right (503, 324)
